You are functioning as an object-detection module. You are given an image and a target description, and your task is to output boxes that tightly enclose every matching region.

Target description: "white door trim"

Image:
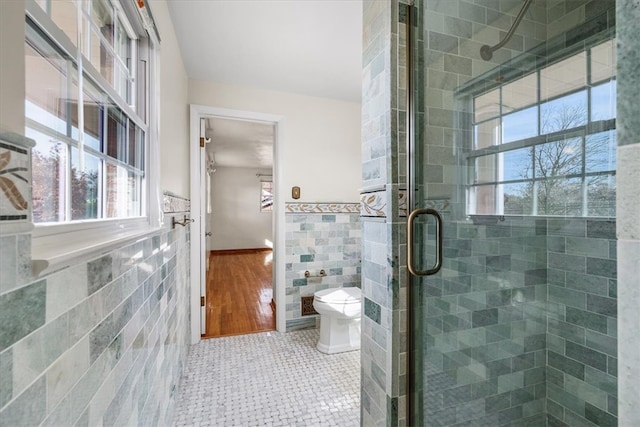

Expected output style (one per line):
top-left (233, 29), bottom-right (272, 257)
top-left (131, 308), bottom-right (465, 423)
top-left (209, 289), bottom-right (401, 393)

top-left (189, 104), bottom-right (286, 344)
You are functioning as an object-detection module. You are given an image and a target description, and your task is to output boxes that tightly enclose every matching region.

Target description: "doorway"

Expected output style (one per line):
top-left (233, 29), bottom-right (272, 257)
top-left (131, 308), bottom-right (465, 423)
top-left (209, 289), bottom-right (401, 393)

top-left (202, 116), bottom-right (275, 338)
top-left (189, 105), bottom-right (286, 344)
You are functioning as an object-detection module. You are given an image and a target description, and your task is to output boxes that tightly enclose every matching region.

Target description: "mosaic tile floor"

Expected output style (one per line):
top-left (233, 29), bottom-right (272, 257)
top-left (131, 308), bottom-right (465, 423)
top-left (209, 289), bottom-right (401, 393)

top-left (173, 329), bottom-right (360, 426)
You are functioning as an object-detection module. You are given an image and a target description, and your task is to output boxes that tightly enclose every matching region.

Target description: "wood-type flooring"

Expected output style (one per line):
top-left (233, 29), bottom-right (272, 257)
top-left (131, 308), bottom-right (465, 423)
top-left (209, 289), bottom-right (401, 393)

top-left (203, 249), bottom-right (275, 338)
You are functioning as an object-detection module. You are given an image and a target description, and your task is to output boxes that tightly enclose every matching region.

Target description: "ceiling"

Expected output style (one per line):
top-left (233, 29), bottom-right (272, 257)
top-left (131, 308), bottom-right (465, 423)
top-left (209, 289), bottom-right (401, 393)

top-left (167, 0), bottom-right (363, 169)
top-left (204, 117), bottom-right (275, 169)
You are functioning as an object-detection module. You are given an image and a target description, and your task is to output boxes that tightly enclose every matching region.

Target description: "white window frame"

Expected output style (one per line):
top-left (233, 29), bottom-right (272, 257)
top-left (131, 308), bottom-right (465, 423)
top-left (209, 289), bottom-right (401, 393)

top-left (465, 39), bottom-right (616, 218)
top-left (26, 0), bottom-right (162, 274)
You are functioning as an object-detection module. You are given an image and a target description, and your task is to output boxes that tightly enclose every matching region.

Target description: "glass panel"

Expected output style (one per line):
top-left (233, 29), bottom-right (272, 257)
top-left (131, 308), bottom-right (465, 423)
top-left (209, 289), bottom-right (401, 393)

top-left (540, 52), bottom-right (587, 101)
top-left (25, 41), bottom-right (69, 136)
top-left (535, 137), bottom-right (583, 178)
top-left (591, 80), bottom-right (617, 121)
top-left (501, 73), bottom-right (537, 113)
top-left (106, 106), bottom-right (126, 161)
top-left (537, 177), bottom-right (583, 216)
top-left (586, 130), bottom-right (616, 173)
top-left (128, 119), bottom-right (137, 167)
top-left (587, 175), bottom-right (616, 217)
top-left (83, 79), bottom-right (105, 151)
top-left (540, 90), bottom-right (587, 134)
top-left (71, 148), bottom-right (101, 220)
top-left (28, 128), bottom-right (67, 223)
top-left (474, 89), bottom-right (500, 122)
top-left (409, 3), bottom-right (618, 426)
top-left (473, 119), bottom-right (500, 149)
top-left (502, 147), bottom-right (533, 181)
top-left (502, 106), bottom-right (537, 143)
top-left (591, 39), bottom-right (617, 83)
top-left (105, 162), bottom-right (139, 217)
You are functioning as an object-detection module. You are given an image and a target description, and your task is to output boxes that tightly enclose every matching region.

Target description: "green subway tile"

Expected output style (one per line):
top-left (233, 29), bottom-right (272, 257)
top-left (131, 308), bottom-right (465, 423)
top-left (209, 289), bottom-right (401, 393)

top-left (586, 294), bottom-right (617, 318)
top-left (548, 383), bottom-right (584, 416)
top-left (565, 272), bottom-right (609, 296)
top-left (0, 280), bottom-right (46, 352)
top-left (566, 341), bottom-right (608, 372)
top-left (548, 351), bottom-right (585, 380)
top-left (549, 285), bottom-right (587, 309)
top-left (549, 253), bottom-right (586, 273)
top-left (364, 298), bottom-right (381, 324)
top-left (586, 257), bottom-right (617, 279)
top-left (564, 375), bottom-right (608, 412)
top-left (585, 402), bottom-right (617, 427)
top-left (0, 348), bottom-right (12, 408)
top-left (485, 392), bottom-right (510, 413)
top-left (566, 307), bottom-right (608, 334)
top-left (566, 237), bottom-right (610, 258)
top-left (548, 319), bottom-right (586, 345)
top-left (300, 254), bottom-right (315, 262)
top-left (585, 330), bottom-right (617, 357)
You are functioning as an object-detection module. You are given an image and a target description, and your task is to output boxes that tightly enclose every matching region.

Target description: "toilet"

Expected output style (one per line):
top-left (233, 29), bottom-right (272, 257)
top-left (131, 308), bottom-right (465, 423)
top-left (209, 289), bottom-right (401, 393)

top-left (313, 287), bottom-right (362, 354)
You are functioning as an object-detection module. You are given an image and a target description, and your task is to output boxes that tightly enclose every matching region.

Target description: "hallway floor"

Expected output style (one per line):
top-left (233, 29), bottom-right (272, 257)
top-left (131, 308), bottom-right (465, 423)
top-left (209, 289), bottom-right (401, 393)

top-left (172, 329), bottom-right (360, 426)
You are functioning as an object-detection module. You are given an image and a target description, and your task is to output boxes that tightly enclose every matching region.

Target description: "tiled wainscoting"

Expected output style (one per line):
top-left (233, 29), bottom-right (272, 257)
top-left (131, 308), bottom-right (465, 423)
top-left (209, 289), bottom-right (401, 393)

top-left (0, 194), bottom-right (191, 426)
top-left (284, 203), bottom-right (361, 331)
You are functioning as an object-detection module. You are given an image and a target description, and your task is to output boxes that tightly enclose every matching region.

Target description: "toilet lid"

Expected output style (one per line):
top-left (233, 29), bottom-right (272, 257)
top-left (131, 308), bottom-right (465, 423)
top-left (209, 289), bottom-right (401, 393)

top-left (314, 287), bottom-right (361, 303)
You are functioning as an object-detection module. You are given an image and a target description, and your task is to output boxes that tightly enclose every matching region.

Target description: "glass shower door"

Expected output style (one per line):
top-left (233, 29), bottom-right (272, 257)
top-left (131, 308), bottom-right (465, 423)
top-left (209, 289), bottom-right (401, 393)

top-left (407, 1), bottom-right (618, 426)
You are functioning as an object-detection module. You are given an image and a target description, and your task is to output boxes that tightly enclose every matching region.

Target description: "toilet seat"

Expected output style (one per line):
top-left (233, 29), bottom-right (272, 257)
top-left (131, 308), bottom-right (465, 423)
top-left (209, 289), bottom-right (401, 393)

top-left (314, 287), bottom-right (361, 304)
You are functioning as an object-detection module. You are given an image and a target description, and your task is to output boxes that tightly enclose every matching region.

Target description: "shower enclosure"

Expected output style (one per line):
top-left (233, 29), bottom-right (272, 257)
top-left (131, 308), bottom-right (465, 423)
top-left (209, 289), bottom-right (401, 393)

top-left (405, 0), bottom-right (618, 425)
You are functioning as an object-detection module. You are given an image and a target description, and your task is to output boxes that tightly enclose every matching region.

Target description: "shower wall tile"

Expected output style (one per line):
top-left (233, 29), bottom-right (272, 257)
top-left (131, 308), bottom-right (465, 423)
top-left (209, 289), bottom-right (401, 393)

top-left (0, 215), bottom-right (191, 426)
top-left (284, 208), bottom-right (361, 331)
top-left (616, 0), bottom-right (640, 147)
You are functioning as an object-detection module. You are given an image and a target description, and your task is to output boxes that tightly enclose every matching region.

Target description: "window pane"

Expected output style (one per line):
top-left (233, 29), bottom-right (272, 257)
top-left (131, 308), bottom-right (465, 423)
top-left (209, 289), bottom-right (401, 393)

top-left (535, 137), bottom-right (582, 178)
top-left (71, 148), bottom-right (101, 220)
top-left (469, 185), bottom-right (496, 215)
top-left (502, 73), bottom-right (537, 113)
top-left (591, 39), bottom-right (616, 83)
top-left (586, 131), bottom-right (616, 173)
top-left (540, 53), bottom-right (587, 101)
top-left (83, 79), bottom-right (105, 151)
top-left (503, 182), bottom-right (532, 215)
top-left (502, 148), bottom-right (533, 181)
top-left (591, 80), bottom-right (616, 122)
top-left (25, 41), bottom-right (70, 136)
top-left (474, 119), bottom-right (500, 149)
top-left (587, 175), bottom-right (615, 217)
top-left (105, 163), bottom-right (140, 217)
top-left (503, 106), bottom-right (537, 143)
top-left (474, 89), bottom-right (500, 122)
top-left (474, 154), bottom-right (497, 184)
top-left (261, 181), bottom-right (273, 212)
top-left (537, 178), bottom-right (582, 216)
top-left (28, 128), bottom-right (67, 223)
top-left (540, 90), bottom-right (587, 134)
top-left (106, 106), bottom-right (126, 161)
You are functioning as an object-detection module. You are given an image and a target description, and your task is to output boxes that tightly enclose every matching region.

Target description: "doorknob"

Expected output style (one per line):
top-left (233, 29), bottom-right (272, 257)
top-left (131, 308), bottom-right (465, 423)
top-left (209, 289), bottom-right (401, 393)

top-left (205, 232), bottom-right (212, 237)
top-left (407, 208), bottom-right (443, 276)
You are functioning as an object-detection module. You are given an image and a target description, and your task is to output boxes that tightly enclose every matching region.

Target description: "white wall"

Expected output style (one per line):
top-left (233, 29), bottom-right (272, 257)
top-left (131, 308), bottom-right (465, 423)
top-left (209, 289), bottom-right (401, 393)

top-left (188, 80), bottom-right (362, 203)
top-left (209, 167), bottom-right (273, 250)
top-left (156, 0), bottom-right (190, 198)
top-left (0, 1), bottom-right (25, 134)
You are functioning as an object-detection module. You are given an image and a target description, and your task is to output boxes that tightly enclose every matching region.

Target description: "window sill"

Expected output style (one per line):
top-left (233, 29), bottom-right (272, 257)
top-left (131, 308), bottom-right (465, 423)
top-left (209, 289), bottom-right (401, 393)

top-left (31, 219), bottom-right (164, 277)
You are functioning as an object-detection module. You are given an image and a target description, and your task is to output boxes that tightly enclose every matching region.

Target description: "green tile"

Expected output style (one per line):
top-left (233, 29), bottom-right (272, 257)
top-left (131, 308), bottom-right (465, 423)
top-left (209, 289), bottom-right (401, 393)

top-left (0, 280), bottom-right (46, 352)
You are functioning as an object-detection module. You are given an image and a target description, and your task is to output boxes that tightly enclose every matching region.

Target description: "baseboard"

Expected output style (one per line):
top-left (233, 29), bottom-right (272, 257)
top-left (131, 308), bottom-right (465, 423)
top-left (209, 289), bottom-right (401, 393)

top-left (211, 248), bottom-right (272, 255)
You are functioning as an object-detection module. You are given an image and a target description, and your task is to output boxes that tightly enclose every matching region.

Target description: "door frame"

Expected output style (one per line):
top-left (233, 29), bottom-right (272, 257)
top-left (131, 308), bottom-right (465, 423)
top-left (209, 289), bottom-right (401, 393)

top-left (189, 104), bottom-right (286, 344)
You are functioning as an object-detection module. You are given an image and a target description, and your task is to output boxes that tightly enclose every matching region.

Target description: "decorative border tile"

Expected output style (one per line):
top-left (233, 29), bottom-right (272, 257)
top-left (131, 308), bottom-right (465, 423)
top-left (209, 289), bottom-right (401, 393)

top-left (163, 192), bottom-right (191, 213)
top-left (423, 198), bottom-right (450, 213)
top-left (285, 203), bottom-right (360, 214)
top-left (0, 131), bottom-right (35, 234)
top-left (360, 191), bottom-right (386, 218)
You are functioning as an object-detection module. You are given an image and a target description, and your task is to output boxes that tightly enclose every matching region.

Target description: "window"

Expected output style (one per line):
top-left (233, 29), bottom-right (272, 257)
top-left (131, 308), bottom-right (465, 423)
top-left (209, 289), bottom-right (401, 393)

top-left (467, 39), bottom-right (616, 217)
top-left (26, 0), bottom-right (151, 225)
top-left (260, 181), bottom-right (273, 212)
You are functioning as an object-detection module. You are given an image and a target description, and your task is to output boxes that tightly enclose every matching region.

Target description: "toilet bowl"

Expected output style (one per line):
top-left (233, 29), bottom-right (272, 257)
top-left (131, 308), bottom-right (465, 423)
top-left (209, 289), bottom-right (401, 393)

top-left (313, 287), bottom-right (362, 354)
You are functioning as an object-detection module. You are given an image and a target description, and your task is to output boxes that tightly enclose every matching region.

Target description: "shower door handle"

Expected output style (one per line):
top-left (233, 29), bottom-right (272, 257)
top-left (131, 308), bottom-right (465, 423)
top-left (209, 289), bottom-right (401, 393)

top-left (407, 208), bottom-right (443, 276)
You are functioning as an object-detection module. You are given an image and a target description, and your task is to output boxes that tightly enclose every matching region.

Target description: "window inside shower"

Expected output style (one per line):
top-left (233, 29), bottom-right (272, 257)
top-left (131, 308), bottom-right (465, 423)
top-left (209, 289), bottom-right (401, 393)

top-left (466, 38), bottom-right (617, 217)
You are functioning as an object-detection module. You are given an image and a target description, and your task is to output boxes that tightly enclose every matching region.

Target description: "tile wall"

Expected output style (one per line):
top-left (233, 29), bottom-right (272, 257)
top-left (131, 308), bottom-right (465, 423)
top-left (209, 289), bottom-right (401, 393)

top-left (284, 203), bottom-right (361, 331)
top-left (0, 193), bottom-right (191, 426)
